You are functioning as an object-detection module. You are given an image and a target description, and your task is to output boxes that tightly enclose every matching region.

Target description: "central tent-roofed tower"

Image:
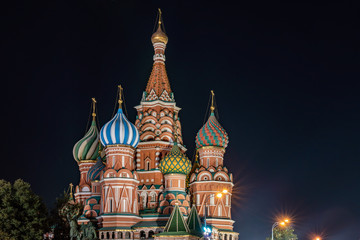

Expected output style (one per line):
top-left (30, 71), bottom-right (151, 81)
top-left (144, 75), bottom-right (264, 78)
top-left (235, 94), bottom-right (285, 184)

top-left (134, 9), bottom-right (187, 212)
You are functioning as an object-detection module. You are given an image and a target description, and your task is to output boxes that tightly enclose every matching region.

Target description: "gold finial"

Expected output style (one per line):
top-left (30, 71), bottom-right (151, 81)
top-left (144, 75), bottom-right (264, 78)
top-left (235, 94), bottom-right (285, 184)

top-left (210, 90), bottom-right (215, 112)
top-left (151, 9), bottom-right (168, 44)
top-left (118, 85), bottom-right (123, 109)
top-left (158, 8), bottom-right (162, 25)
top-left (69, 183), bottom-right (74, 199)
top-left (91, 98), bottom-right (96, 120)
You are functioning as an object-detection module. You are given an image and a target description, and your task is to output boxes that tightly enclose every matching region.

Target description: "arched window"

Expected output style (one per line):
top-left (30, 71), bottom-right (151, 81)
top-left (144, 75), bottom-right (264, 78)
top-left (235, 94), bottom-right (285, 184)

top-left (224, 234), bottom-right (228, 240)
top-left (145, 161), bottom-right (150, 170)
top-left (101, 232), bottom-right (104, 239)
top-left (230, 235), bottom-right (233, 240)
top-left (112, 232), bottom-right (115, 239)
top-left (106, 232), bottom-right (110, 239)
top-left (140, 231), bottom-right (146, 239)
top-left (109, 199), bottom-right (113, 212)
top-left (141, 192), bottom-right (147, 209)
top-left (118, 232), bottom-right (122, 239)
top-left (125, 232), bottom-right (130, 239)
top-left (150, 192), bottom-right (156, 202)
top-left (149, 231), bottom-right (155, 239)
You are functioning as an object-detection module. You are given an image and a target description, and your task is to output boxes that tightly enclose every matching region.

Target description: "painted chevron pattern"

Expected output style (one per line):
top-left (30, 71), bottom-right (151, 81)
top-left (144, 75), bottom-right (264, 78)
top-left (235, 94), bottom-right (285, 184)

top-left (195, 112), bottom-right (229, 149)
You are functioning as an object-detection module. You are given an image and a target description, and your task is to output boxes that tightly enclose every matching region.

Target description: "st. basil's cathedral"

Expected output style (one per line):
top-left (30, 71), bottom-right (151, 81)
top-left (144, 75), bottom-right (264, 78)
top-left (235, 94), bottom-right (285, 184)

top-left (72, 11), bottom-right (239, 240)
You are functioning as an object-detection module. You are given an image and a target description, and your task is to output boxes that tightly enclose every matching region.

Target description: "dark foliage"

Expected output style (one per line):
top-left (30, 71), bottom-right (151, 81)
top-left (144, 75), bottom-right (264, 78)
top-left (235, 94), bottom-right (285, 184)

top-left (0, 179), bottom-right (48, 240)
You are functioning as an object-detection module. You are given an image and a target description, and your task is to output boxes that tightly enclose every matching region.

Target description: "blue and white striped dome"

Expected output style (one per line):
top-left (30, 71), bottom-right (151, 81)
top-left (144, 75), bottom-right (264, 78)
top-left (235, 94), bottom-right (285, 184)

top-left (100, 108), bottom-right (140, 148)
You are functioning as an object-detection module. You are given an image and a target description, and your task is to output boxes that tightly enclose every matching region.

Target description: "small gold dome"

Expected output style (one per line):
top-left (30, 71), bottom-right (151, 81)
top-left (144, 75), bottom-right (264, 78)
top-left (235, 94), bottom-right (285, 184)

top-left (151, 25), bottom-right (168, 44)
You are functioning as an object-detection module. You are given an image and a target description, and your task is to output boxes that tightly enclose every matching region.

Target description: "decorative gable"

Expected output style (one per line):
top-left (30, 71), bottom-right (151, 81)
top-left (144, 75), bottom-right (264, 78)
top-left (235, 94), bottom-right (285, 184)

top-left (159, 90), bottom-right (173, 102)
top-left (145, 89), bottom-right (159, 101)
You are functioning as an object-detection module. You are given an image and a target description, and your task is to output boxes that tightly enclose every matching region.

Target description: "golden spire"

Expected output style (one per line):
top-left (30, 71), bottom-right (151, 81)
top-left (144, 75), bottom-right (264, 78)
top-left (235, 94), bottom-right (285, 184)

top-left (91, 98), bottom-right (96, 120)
top-left (210, 90), bottom-right (215, 112)
top-left (151, 8), bottom-right (168, 44)
top-left (158, 8), bottom-right (162, 25)
top-left (118, 85), bottom-right (123, 109)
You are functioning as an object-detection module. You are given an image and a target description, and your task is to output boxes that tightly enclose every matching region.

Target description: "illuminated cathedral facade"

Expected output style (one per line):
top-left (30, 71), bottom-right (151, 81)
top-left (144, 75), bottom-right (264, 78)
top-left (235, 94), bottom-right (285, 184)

top-left (72, 12), bottom-right (239, 240)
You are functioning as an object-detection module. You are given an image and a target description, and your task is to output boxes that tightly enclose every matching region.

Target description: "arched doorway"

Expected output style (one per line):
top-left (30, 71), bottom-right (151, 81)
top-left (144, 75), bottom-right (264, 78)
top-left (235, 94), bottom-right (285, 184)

top-left (140, 230), bottom-right (146, 239)
top-left (148, 230), bottom-right (155, 239)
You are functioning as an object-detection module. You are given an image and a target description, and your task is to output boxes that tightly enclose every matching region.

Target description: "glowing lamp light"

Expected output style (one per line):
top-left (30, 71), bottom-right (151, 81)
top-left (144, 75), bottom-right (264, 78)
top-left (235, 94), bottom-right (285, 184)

top-left (315, 238), bottom-right (321, 240)
top-left (280, 222), bottom-right (285, 226)
top-left (216, 193), bottom-right (223, 198)
top-left (222, 189), bottom-right (228, 194)
top-left (284, 219), bottom-right (289, 223)
top-left (203, 227), bottom-right (212, 236)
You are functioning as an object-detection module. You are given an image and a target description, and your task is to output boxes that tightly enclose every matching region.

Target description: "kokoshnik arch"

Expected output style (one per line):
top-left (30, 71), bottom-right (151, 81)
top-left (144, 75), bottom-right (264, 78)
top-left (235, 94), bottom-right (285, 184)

top-left (72, 10), bottom-right (239, 240)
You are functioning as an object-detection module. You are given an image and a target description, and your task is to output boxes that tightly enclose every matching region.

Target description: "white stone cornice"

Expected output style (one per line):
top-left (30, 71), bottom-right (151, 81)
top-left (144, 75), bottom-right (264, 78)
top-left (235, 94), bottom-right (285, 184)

top-left (137, 141), bottom-right (187, 151)
top-left (134, 101), bottom-right (181, 111)
top-left (189, 181), bottom-right (234, 187)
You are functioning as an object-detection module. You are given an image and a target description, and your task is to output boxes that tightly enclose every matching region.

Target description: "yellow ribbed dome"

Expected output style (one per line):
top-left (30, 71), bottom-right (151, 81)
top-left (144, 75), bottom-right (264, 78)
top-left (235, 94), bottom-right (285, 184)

top-left (151, 24), bottom-right (168, 44)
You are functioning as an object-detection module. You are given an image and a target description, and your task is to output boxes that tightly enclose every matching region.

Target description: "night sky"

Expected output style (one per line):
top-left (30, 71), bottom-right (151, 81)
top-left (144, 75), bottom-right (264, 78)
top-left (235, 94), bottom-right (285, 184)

top-left (2, 0), bottom-right (360, 239)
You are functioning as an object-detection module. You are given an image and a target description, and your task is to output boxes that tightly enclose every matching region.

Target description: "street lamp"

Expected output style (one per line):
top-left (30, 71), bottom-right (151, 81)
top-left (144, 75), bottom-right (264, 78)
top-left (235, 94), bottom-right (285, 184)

top-left (271, 219), bottom-right (289, 240)
top-left (203, 190), bottom-right (228, 239)
top-left (315, 237), bottom-right (321, 240)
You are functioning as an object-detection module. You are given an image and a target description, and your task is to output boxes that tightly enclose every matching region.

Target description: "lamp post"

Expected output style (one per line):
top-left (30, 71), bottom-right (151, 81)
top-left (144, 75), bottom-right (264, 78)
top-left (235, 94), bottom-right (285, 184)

top-left (271, 219), bottom-right (289, 240)
top-left (203, 190), bottom-right (228, 240)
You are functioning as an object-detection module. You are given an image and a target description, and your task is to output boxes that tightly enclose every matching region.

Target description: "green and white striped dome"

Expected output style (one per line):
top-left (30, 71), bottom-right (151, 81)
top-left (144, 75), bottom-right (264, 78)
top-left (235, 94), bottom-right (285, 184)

top-left (73, 120), bottom-right (100, 162)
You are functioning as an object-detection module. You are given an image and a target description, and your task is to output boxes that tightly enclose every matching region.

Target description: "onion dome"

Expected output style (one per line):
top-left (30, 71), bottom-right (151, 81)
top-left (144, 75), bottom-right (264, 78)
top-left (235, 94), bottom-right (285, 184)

top-left (195, 112), bottom-right (229, 149)
top-left (100, 85), bottom-right (140, 148)
top-left (159, 142), bottom-right (192, 175)
top-left (73, 99), bottom-right (101, 162)
top-left (87, 157), bottom-right (105, 182)
top-left (195, 91), bottom-right (229, 149)
top-left (151, 9), bottom-right (168, 44)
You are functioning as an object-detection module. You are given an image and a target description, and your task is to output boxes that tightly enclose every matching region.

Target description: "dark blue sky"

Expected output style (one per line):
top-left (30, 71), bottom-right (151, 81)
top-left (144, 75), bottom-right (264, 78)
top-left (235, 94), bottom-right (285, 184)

top-left (2, 0), bottom-right (360, 239)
